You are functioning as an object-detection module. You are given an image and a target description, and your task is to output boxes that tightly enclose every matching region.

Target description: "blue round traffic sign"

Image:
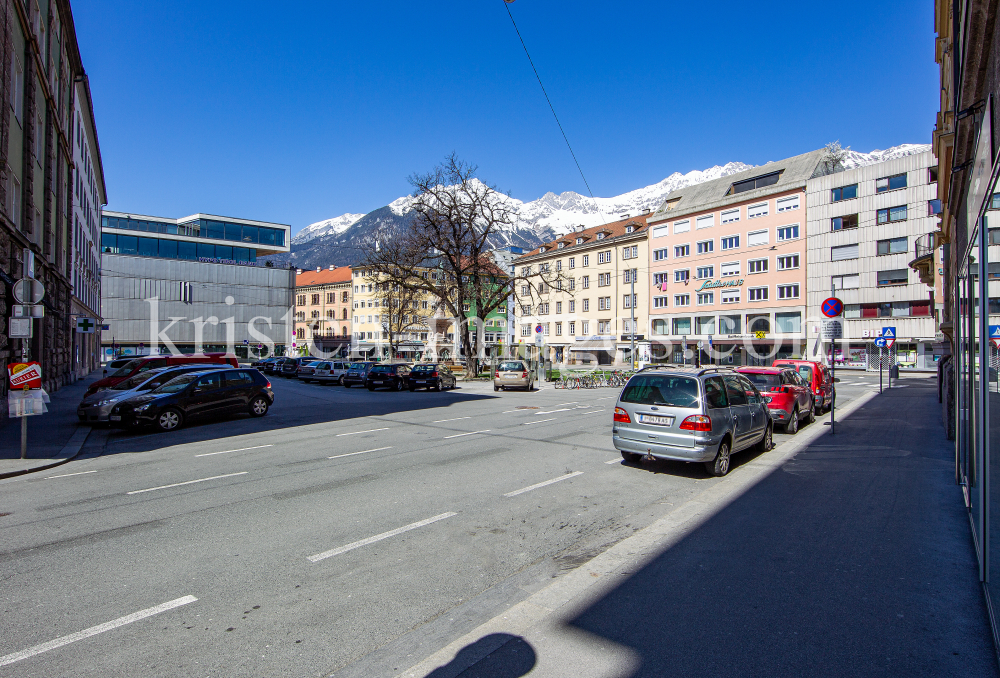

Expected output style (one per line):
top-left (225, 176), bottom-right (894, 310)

top-left (822, 297), bottom-right (844, 318)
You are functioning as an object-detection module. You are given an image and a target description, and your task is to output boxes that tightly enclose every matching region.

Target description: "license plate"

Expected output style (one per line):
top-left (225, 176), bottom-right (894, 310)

top-left (110, 415), bottom-right (121, 421)
top-left (415, 380), bottom-right (426, 384)
top-left (504, 374), bottom-right (517, 379)
top-left (374, 381), bottom-right (383, 385)
top-left (637, 414), bottom-right (674, 426)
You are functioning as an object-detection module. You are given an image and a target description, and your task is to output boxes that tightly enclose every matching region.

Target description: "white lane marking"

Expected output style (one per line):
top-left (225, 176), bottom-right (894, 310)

top-left (597, 396), bottom-right (614, 400)
top-left (503, 471), bottom-right (584, 497)
top-left (336, 427), bottom-right (389, 437)
top-left (443, 430), bottom-right (491, 439)
top-left (0, 595), bottom-right (198, 668)
top-left (127, 472), bottom-right (248, 495)
top-left (433, 417), bottom-right (471, 423)
top-left (328, 446), bottom-right (392, 460)
top-left (535, 408), bottom-right (571, 415)
top-left (554, 402), bottom-right (578, 406)
top-left (195, 444), bottom-right (273, 457)
top-left (522, 418), bottom-right (556, 425)
top-left (44, 470), bottom-right (97, 479)
top-left (307, 512), bottom-right (457, 562)
top-left (605, 459), bottom-right (622, 464)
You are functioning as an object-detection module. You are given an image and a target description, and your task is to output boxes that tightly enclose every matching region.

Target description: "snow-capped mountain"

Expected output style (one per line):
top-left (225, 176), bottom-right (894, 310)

top-left (269, 144), bottom-right (930, 270)
top-left (292, 213), bottom-right (365, 245)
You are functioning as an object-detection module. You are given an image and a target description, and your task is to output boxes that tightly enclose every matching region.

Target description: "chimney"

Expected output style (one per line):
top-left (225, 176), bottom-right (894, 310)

top-left (619, 213), bottom-right (630, 219)
top-left (316, 266), bottom-right (321, 272)
top-left (329, 264), bottom-right (335, 271)
top-left (296, 268), bottom-right (302, 275)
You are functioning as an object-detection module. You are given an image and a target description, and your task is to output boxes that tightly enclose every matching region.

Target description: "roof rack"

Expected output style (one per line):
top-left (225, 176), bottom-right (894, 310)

top-left (696, 366), bottom-right (735, 376)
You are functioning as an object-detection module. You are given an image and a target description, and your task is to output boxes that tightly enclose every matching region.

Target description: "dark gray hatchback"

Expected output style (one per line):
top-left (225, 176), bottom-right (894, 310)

top-left (612, 366), bottom-right (772, 476)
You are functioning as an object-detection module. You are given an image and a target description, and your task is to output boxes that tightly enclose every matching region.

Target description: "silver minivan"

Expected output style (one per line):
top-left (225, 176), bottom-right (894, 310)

top-left (612, 367), bottom-right (772, 476)
top-left (313, 360), bottom-right (351, 385)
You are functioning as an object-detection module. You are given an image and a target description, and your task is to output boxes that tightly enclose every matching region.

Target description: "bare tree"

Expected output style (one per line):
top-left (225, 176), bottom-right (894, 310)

top-left (360, 154), bottom-right (566, 376)
top-left (375, 281), bottom-right (428, 358)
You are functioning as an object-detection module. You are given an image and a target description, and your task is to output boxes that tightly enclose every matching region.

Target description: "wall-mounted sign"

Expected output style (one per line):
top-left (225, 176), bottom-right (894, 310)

top-left (197, 257), bottom-right (262, 267)
top-left (695, 278), bottom-right (744, 293)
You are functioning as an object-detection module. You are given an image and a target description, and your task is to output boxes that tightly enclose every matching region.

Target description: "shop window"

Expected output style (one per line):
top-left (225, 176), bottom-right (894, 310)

top-left (695, 316), bottom-right (715, 334)
top-left (747, 314), bottom-right (770, 332)
top-left (775, 312), bottom-right (801, 333)
top-left (672, 317), bottom-right (691, 335)
top-left (719, 315), bottom-right (741, 333)
top-left (652, 319), bottom-right (668, 335)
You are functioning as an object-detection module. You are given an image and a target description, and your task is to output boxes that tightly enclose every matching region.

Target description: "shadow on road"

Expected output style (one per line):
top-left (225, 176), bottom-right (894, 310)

top-left (425, 633), bottom-right (536, 678)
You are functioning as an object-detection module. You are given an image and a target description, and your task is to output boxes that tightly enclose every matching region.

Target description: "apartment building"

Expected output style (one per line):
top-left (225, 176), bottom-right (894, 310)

top-left (806, 151), bottom-right (940, 369)
top-left (512, 213), bottom-right (651, 366)
top-left (647, 149), bottom-right (830, 365)
top-left (293, 266), bottom-right (352, 356)
top-left (350, 266), bottom-right (443, 361)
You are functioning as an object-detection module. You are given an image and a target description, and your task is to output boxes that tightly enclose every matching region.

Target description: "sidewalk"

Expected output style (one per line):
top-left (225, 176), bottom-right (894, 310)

top-left (0, 370), bottom-right (102, 478)
top-left (404, 378), bottom-right (999, 677)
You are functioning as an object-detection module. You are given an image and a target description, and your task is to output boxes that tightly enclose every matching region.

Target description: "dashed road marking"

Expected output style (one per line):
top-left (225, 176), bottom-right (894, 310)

top-left (195, 444), bottom-right (273, 457)
top-left (307, 512), bottom-right (457, 563)
top-left (329, 446), bottom-right (392, 460)
top-left (503, 472), bottom-right (584, 497)
top-left (336, 427), bottom-right (389, 437)
top-left (443, 430), bottom-right (491, 439)
top-left (44, 470), bottom-right (97, 479)
top-left (127, 472), bottom-right (248, 495)
top-left (433, 417), bottom-right (471, 423)
top-left (522, 418), bottom-right (556, 425)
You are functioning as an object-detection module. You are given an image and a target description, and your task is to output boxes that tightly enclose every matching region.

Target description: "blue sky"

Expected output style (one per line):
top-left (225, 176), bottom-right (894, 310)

top-left (75, 1), bottom-right (938, 235)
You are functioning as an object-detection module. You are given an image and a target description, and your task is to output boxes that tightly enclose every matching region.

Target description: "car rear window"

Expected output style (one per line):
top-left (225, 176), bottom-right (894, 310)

top-left (350, 363), bottom-right (364, 369)
top-left (371, 365), bottom-right (390, 373)
top-left (499, 362), bottom-right (525, 372)
top-left (742, 373), bottom-right (780, 390)
top-left (411, 365), bottom-right (435, 373)
top-left (110, 358), bottom-right (143, 378)
top-left (620, 375), bottom-right (699, 408)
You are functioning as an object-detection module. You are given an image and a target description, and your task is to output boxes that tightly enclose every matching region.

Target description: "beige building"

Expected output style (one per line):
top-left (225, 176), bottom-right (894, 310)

top-left (512, 214), bottom-right (651, 366)
top-left (293, 266), bottom-right (353, 356)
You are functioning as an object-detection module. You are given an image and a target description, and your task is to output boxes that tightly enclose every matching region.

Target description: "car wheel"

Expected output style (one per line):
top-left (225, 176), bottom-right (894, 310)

top-left (494, 385), bottom-right (500, 392)
top-left (705, 440), bottom-right (731, 476)
top-left (396, 380), bottom-right (404, 391)
top-left (344, 382), bottom-right (351, 388)
top-left (339, 375), bottom-right (345, 386)
top-left (249, 396), bottom-right (269, 417)
top-left (621, 450), bottom-right (641, 464)
top-left (785, 408), bottom-right (799, 434)
top-left (367, 384), bottom-right (375, 391)
top-left (754, 424), bottom-right (773, 452)
top-left (437, 381), bottom-right (444, 392)
top-left (806, 403), bottom-right (816, 424)
top-left (156, 408), bottom-right (183, 432)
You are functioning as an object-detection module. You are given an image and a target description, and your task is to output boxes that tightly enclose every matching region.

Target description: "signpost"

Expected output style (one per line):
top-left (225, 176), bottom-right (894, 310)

top-left (825, 291), bottom-right (844, 434)
top-left (10, 247), bottom-right (45, 458)
top-left (821, 297), bottom-right (844, 318)
top-left (991, 325), bottom-right (1000, 350)
top-left (876, 327), bottom-right (897, 392)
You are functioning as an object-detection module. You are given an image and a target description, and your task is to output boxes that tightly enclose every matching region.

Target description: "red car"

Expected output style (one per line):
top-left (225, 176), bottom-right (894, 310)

top-left (772, 359), bottom-right (836, 414)
top-left (84, 353), bottom-right (238, 397)
top-left (736, 367), bottom-right (815, 434)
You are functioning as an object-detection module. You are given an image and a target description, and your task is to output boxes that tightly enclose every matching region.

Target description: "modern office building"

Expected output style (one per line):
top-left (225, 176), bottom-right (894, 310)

top-left (0, 0), bottom-right (106, 401)
top-left (293, 266), bottom-right (352, 356)
top-left (99, 211), bottom-right (294, 358)
top-left (512, 213), bottom-right (652, 366)
top-left (646, 149), bottom-right (830, 365)
top-left (806, 151), bottom-right (940, 369)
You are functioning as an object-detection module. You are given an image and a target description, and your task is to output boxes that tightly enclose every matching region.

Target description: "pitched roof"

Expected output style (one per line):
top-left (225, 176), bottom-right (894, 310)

top-left (649, 148), bottom-right (835, 223)
top-left (516, 213), bottom-right (651, 260)
top-left (295, 267), bottom-right (353, 286)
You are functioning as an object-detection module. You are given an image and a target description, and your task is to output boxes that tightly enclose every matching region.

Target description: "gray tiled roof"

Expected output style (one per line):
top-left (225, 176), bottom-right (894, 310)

top-left (650, 148), bottom-right (837, 222)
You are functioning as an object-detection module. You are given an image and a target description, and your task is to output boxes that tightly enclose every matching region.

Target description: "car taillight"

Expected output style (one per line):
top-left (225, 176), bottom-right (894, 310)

top-left (495, 371), bottom-right (500, 379)
top-left (522, 371), bottom-right (528, 378)
top-left (679, 415), bottom-right (712, 431)
top-left (613, 407), bottom-right (631, 423)
top-left (266, 381), bottom-right (271, 388)
top-left (431, 371), bottom-right (438, 377)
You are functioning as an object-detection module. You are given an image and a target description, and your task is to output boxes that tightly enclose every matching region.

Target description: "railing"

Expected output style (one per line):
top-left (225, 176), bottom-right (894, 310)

top-left (913, 232), bottom-right (936, 260)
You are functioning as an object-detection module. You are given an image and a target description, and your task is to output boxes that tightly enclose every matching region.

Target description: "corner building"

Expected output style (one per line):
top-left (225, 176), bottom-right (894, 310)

top-left (646, 149), bottom-right (831, 365)
top-left (293, 266), bottom-right (352, 356)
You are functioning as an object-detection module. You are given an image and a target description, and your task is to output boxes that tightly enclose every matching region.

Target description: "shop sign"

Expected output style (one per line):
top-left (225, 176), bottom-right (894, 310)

top-left (695, 278), bottom-right (744, 293)
top-left (573, 335), bottom-right (614, 342)
top-left (197, 257), bottom-right (261, 267)
top-left (620, 334), bottom-right (645, 341)
top-left (8, 361), bottom-right (42, 389)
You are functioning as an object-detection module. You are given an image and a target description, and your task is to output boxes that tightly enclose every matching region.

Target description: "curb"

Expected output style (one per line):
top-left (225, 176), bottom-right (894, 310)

top-left (399, 389), bottom-right (882, 678)
top-left (0, 426), bottom-right (93, 480)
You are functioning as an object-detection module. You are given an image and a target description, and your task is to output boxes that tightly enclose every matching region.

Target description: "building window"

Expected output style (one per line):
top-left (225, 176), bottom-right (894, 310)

top-left (748, 229), bottom-right (769, 247)
top-left (675, 244), bottom-right (690, 257)
top-left (720, 315), bottom-right (741, 333)
top-left (598, 272), bottom-right (611, 286)
top-left (832, 214), bottom-right (859, 230)
top-left (832, 274), bottom-right (860, 290)
top-left (748, 258), bottom-right (768, 274)
top-left (622, 294), bottom-right (637, 308)
top-left (555, 322), bottom-right (562, 336)
top-left (568, 278), bottom-right (575, 291)
top-left (521, 285), bottom-right (530, 295)
top-left (521, 304), bottom-right (531, 315)
top-left (673, 219), bottom-right (691, 233)
top-left (598, 296), bottom-right (612, 311)
top-left (556, 301), bottom-right (562, 314)
top-left (696, 214), bottom-right (714, 230)
top-left (831, 244), bottom-right (859, 261)
top-left (672, 317), bottom-right (692, 335)
top-left (876, 173), bottom-right (907, 193)
top-left (721, 235), bottom-right (740, 250)
top-left (596, 233), bottom-right (606, 240)
top-left (747, 202), bottom-right (768, 219)
top-left (621, 245), bottom-right (638, 259)
top-left (581, 321), bottom-right (590, 334)
top-left (583, 299), bottom-right (590, 312)
top-left (776, 195), bottom-right (800, 212)
top-left (777, 224), bottom-right (799, 241)
top-left (675, 269), bottom-right (690, 282)
top-left (569, 321), bottom-right (576, 335)
top-left (654, 272), bottom-right (668, 286)
top-left (521, 266), bottom-right (531, 276)
top-left (929, 199), bottom-right (942, 215)
top-left (521, 324), bottom-right (531, 337)
top-left (715, 261), bottom-right (738, 277)
top-left (582, 275), bottom-right (590, 288)
top-left (569, 300), bottom-right (575, 312)
top-left (297, 294), bottom-right (306, 306)
top-left (777, 283), bottom-right (799, 299)
top-left (697, 292), bottom-right (714, 305)
top-left (775, 311), bottom-right (801, 333)
top-left (653, 296), bottom-right (668, 308)
top-left (721, 208), bottom-right (740, 223)
top-left (877, 205), bottom-right (908, 223)
top-left (674, 294), bottom-right (690, 307)
top-left (540, 303), bottom-right (550, 314)
top-left (748, 286), bottom-right (768, 301)
top-left (597, 321), bottom-right (610, 334)
top-left (10, 53), bottom-right (23, 125)
top-left (877, 237), bottom-right (908, 255)
top-left (582, 254), bottom-right (589, 266)
top-left (777, 254), bottom-right (799, 270)
top-left (543, 323), bottom-right (550, 335)
top-left (623, 268), bottom-right (637, 283)
top-left (653, 248), bottom-right (668, 261)
top-left (877, 269), bottom-right (908, 286)
top-left (729, 171), bottom-right (781, 195)
top-left (556, 259), bottom-right (562, 270)
top-left (311, 293), bottom-right (320, 305)
top-left (697, 239), bottom-right (714, 254)
top-left (598, 250), bottom-right (612, 263)
top-left (721, 289), bottom-right (740, 304)
top-left (696, 266), bottom-right (714, 279)
top-left (569, 257), bottom-right (575, 268)
top-left (831, 184), bottom-right (858, 202)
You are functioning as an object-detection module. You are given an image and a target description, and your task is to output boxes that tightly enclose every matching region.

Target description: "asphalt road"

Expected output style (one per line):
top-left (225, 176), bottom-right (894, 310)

top-left (0, 369), bottom-right (912, 677)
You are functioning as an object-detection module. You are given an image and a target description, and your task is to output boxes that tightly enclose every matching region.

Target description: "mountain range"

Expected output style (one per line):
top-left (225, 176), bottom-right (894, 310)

top-left (267, 143), bottom-right (930, 271)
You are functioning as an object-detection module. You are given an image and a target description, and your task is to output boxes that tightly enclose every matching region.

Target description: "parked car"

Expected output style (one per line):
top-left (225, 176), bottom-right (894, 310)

top-left (772, 359), bottom-right (836, 414)
top-left (312, 360), bottom-right (351, 385)
top-left (85, 353), bottom-right (238, 397)
top-left (365, 363), bottom-right (411, 391)
top-left (280, 357), bottom-right (306, 377)
top-left (407, 363), bottom-right (457, 391)
top-left (109, 368), bottom-right (274, 432)
top-left (494, 361), bottom-right (533, 391)
top-left (612, 366), bottom-right (772, 477)
top-left (102, 357), bottom-right (133, 378)
top-left (736, 366), bottom-right (815, 433)
top-left (78, 363), bottom-right (231, 423)
top-left (251, 356), bottom-right (277, 369)
top-left (296, 360), bottom-right (323, 382)
top-left (263, 357), bottom-right (287, 375)
top-left (343, 362), bottom-right (376, 388)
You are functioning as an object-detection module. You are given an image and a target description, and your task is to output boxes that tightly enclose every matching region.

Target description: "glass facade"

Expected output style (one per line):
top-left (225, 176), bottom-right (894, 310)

top-left (100, 232), bottom-right (256, 263)
top-left (101, 216), bottom-right (284, 247)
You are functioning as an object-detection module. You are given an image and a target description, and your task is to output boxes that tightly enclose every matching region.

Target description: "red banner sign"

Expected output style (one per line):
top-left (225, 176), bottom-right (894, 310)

top-left (8, 361), bottom-right (42, 389)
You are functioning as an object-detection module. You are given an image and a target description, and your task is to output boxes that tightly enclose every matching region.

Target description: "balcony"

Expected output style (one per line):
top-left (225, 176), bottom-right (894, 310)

top-left (910, 232), bottom-right (937, 287)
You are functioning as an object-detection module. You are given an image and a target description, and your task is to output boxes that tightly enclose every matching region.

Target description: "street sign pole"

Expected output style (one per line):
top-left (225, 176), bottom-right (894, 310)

top-left (830, 282), bottom-right (835, 435)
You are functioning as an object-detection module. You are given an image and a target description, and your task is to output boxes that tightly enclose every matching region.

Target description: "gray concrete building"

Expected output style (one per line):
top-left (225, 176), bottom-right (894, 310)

top-left (100, 211), bottom-right (294, 359)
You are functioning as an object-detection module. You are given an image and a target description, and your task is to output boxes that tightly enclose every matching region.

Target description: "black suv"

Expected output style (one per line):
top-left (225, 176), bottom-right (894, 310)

top-left (407, 363), bottom-right (457, 391)
top-left (109, 368), bottom-right (274, 432)
top-left (365, 363), bottom-right (410, 391)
